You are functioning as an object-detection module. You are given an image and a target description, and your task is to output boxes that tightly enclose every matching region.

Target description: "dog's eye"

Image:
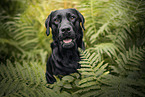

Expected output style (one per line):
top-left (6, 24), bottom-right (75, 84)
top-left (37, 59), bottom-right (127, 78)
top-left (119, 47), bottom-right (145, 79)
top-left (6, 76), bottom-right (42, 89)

top-left (70, 16), bottom-right (75, 20)
top-left (54, 19), bottom-right (60, 23)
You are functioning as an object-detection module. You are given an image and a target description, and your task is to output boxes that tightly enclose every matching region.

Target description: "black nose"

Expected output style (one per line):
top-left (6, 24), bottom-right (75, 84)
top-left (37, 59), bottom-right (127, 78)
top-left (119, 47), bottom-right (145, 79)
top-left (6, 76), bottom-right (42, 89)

top-left (61, 26), bottom-right (71, 33)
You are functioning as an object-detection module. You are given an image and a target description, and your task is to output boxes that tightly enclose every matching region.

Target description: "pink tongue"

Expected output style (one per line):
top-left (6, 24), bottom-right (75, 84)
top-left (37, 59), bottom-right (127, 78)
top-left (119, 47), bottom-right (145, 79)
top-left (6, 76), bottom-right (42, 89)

top-left (63, 39), bottom-right (72, 43)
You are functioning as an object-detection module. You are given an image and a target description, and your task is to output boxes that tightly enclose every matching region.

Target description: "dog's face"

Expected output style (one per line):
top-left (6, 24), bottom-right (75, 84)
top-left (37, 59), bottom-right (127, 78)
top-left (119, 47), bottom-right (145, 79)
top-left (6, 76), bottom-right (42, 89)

top-left (45, 8), bottom-right (85, 49)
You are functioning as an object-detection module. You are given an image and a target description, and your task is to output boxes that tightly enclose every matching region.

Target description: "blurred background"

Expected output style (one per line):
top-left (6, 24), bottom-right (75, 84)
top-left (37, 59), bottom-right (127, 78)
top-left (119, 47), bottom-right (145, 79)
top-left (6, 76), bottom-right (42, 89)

top-left (0, 0), bottom-right (145, 96)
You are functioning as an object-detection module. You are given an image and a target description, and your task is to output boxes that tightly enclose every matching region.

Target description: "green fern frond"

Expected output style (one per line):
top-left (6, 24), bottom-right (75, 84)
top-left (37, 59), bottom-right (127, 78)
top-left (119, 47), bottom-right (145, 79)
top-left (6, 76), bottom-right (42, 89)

top-left (74, 49), bottom-right (109, 95)
top-left (90, 22), bottom-right (110, 43)
top-left (89, 43), bottom-right (119, 59)
top-left (78, 0), bottom-right (110, 46)
top-left (112, 46), bottom-right (145, 74)
top-left (76, 47), bottom-right (145, 97)
top-left (100, 74), bottom-right (145, 97)
top-left (74, 85), bottom-right (101, 95)
top-left (0, 59), bottom-right (64, 97)
top-left (0, 38), bottom-right (24, 53)
top-left (85, 0), bottom-right (145, 45)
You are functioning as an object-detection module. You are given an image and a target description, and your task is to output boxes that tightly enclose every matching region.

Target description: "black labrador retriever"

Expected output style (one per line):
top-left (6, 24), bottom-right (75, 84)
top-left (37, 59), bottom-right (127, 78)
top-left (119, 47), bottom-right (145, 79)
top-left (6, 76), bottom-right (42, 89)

top-left (45, 8), bottom-right (85, 84)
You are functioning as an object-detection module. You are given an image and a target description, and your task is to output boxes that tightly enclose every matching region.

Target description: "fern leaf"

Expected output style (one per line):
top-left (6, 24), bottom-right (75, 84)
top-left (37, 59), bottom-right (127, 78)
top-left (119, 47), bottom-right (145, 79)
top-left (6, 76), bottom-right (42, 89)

top-left (89, 43), bottom-right (119, 58)
top-left (114, 46), bottom-right (145, 72)
top-left (0, 59), bottom-right (61, 97)
top-left (79, 77), bottom-right (97, 85)
top-left (74, 85), bottom-right (100, 94)
top-left (79, 81), bottom-right (98, 88)
top-left (90, 22), bottom-right (110, 43)
top-left (62, 76), bottom-right (74, 82)
top-left (80, 90), bottom-right (102, 97)
top-left (76, 49), bottom-right (109, 96)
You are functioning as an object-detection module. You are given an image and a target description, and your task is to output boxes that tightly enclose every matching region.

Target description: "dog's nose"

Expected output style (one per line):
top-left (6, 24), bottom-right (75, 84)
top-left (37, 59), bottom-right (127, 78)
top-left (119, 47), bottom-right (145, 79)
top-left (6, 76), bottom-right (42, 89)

top-left (61, 26), bottom-right (71, 33)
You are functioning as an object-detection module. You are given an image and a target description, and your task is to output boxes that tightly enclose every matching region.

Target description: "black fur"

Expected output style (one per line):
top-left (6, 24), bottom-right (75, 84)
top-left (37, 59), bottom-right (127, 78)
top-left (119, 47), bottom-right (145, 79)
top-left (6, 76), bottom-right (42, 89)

top-left (45, 8), bottom-right (85, 84)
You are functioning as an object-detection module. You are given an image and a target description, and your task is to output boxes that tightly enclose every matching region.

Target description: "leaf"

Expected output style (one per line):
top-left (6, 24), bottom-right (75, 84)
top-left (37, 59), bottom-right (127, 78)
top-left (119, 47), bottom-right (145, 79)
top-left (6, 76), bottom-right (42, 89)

top-left (79, 81), bottom-right (98, 88)
top-left (63, 84), bottom-right (72, 89)
top-left (62, 76), bottom-right (74, 82)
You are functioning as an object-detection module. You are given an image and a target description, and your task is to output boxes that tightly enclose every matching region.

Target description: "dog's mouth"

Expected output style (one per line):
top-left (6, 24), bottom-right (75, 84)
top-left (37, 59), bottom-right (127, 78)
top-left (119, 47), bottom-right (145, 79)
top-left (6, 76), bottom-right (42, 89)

top-left (63, 39), bottom-right (73, 44)
top-left (61, 38), bottom-right (75, 49)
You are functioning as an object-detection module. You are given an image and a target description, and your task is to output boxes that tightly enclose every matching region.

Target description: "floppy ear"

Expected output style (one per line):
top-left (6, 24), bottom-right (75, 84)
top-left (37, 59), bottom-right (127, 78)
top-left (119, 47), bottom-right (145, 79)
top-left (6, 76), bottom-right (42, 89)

top-left (45, 13), bottom-right (52, 36)
top-left (76, 9), bottom-right (85, 30)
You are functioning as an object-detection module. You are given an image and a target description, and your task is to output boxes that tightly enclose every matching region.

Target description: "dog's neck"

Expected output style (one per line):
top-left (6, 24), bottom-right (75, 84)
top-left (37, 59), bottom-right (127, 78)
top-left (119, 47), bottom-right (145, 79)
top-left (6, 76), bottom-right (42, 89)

top-left (50, 41), bottom-right (80, 75)
top-left (51, 41), bottom-right (80, 65)
top-left (59, 42), bottom-right (80, 60)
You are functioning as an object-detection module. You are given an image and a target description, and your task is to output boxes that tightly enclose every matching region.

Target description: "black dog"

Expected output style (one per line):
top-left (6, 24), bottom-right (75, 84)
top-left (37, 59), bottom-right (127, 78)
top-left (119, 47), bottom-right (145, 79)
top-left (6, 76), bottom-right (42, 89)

top-left (45, 8), bottom-right (85, 84)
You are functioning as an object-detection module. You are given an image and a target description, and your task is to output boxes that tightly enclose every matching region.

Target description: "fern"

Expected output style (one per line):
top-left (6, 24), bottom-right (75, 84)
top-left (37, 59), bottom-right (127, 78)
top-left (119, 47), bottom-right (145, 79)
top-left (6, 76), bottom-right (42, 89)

top-left (112, 46), bottom-right (145, 74)
top-left (77, 0), bottom-right (145, 96)
top-left (0, 59), bottom-right (73, 97)
top-left (70, 49), bottom-right (109, 96)
top-left (83, 0), bottom-right (145, 45)
top-left (74, 49), bottom-right (145, 97)
top-left (48, 72), bottom-right (80, 96)
top-left (100, 74), bottom-right (145, 97)
top-left (88, 43), bottom-right (119, 60)
top-left (77, 0), bottom-right (110, 47)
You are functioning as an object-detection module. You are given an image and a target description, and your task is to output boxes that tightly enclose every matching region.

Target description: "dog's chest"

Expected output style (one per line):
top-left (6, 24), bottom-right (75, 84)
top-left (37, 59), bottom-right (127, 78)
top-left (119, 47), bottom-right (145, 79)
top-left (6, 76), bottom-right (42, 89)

top-left (51, 46), bottom-right (81, 75)
top-left (54, 61), bottom-right (80, 75)
top-left (53, 51), bottom-right (80, 75)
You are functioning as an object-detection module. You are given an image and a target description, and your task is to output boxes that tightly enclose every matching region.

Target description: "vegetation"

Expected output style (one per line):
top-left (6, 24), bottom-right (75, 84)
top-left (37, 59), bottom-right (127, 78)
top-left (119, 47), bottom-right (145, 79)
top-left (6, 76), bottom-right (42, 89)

top-left (0, 0), bottom-right (145, 97)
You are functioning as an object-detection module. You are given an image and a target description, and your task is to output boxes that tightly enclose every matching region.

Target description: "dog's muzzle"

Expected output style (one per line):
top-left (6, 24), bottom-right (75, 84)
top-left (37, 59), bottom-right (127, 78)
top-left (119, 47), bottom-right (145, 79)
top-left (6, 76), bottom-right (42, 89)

top-left (59, 25), bottom-right (76, 49)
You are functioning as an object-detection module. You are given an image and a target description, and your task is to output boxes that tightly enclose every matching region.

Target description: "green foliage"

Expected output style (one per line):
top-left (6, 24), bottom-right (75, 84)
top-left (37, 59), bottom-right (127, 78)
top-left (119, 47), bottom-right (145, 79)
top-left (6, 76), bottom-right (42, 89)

top-left (0, 0), bottom-right (145, 97)
top-left (0, 59), bottom-right (59, 97)
top-left (100, 74), bottom-right (145, 97)
top-left (78, 0), bottom-right (111, 47)
top-left (74, 49), bottom-right (109, 97)
top-left (113, 46), bottom-right (145, 74)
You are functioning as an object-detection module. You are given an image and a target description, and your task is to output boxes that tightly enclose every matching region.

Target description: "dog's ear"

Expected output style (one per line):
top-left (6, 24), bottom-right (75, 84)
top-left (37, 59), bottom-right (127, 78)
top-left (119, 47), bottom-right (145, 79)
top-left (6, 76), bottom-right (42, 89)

top-left (75, 9), bottom-right (85, 30)
top-left (45, 12), bottom-right (52, 36)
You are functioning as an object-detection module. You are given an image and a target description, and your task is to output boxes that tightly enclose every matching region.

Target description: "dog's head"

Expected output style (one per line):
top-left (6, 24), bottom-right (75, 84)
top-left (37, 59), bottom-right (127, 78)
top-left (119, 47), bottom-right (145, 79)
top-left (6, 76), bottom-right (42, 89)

top-left (45, 8), bottom-right (85, 49)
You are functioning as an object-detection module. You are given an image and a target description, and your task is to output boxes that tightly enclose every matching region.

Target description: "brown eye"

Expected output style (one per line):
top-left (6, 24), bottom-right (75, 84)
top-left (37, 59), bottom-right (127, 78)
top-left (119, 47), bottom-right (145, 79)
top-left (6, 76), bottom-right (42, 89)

top-left (54, 19), bottom-right (59, 23)
top-left (70, 16), bottom-right (75, 20)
